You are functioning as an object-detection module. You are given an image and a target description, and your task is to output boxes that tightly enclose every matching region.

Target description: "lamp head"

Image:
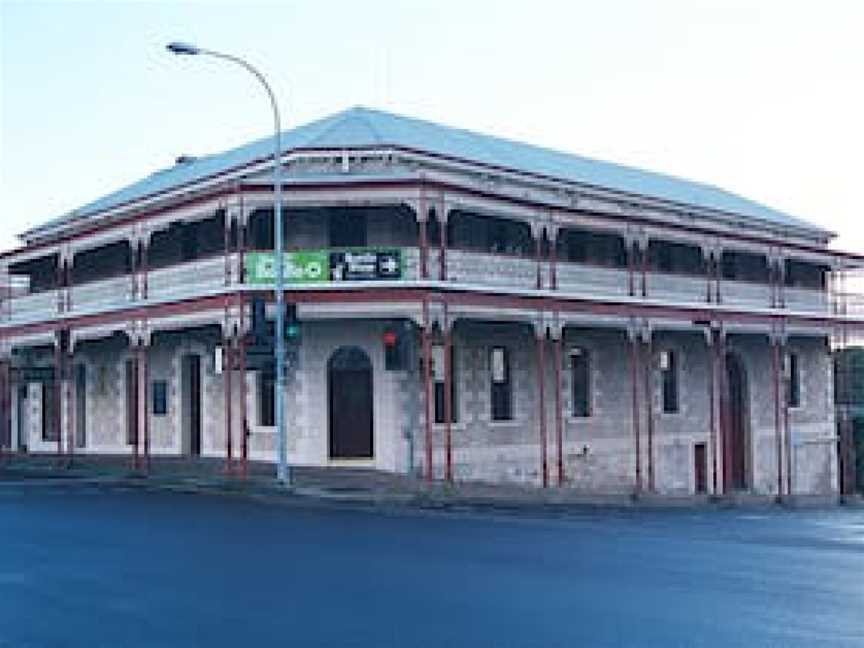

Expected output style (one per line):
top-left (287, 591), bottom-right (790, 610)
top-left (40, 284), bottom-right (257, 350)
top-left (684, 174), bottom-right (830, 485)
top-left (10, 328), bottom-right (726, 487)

top-left (167, 41), bottom-right (200, 56)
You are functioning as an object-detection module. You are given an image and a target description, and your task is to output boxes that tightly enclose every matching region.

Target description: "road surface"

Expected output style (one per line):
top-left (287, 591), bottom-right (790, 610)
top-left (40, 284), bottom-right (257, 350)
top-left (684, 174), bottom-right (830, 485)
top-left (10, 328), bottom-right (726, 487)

top-left (0, 485), bottom-right (862, 647)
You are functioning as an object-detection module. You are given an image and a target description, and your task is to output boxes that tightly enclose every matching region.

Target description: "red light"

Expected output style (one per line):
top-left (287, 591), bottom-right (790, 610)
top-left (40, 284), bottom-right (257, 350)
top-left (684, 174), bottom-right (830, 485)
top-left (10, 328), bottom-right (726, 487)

top-left (383, 330), bottom-right (397, 347)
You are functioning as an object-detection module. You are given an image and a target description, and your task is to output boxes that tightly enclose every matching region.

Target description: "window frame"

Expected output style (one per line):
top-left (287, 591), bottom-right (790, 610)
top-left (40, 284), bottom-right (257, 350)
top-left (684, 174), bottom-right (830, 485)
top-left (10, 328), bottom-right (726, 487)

top-left (490, 346), bottom-right (513, 421)
top-left (660, 349), bottom-right (680, 414)
top-left (569, 347), bottom-right (591, 418)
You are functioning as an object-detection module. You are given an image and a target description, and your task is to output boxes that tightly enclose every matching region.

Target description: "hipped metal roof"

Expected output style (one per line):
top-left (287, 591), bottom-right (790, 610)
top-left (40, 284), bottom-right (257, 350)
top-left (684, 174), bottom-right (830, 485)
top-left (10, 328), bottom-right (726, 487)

top-left (32, 106), bottom-right (826, 237)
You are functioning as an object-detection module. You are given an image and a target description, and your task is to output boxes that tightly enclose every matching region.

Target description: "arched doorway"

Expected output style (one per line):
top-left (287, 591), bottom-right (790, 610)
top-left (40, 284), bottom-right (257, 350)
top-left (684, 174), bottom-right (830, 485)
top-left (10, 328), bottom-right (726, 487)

top-left (328, 347), bottom-right (373, 459)
top-left (723, 352), bottom-right (750, 491)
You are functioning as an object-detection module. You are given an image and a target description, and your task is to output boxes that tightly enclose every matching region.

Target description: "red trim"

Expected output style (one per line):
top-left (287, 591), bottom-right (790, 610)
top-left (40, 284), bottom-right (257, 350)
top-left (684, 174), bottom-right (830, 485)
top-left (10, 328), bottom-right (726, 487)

top-left (554, 335), bottom-right (564, 485)
top-left (225, 336), bottom-right (234, 474)
top-left (772, 340), bottom-right (783, 497)
top-left (537, 332), bottom-right (548, 488)
top-left (8, 172), bottom-right (863, 268)
top-left (443, 322), bottom-right (453, 482)
top-left (630, 334), bottom-right (642, 493)
top-left (709, 332), bottom-right (718, 494)
top-left (644, 338), bottom-right (655, 492)
top-left (4, 284), bottom-right (864, 343)
top-left (422, 301), bottom-right (433, 481)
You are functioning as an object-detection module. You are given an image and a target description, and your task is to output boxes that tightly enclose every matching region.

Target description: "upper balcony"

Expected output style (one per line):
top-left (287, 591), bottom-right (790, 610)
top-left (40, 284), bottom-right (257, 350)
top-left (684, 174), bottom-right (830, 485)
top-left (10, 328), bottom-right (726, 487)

top-left (0, 203), bottom-right (843, 330)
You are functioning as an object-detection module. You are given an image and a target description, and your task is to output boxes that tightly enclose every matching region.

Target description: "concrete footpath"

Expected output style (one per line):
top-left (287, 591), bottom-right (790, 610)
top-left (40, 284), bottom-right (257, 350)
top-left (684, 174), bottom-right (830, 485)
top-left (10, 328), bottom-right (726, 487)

top-left (1, 454), bottom-right (861, 516)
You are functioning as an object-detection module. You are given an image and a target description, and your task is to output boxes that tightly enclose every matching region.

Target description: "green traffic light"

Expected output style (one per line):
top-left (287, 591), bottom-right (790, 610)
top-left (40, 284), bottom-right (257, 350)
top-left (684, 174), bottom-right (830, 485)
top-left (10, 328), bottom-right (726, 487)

top-left (286, 323), bottom-right (301, 339)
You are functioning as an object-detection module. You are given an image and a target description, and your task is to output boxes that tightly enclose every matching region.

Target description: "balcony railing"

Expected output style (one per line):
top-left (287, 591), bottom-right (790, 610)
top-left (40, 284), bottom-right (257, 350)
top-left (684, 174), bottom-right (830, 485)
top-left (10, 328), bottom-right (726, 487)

top-left (5, 290), bottom-right (58, 326)
top-left (720, 279), bottom-right (772, 309)
top-left (70, 275), bottom-right (134, 314)
top-left (556, 262), bottom-right (630, 297)
top-left (148, 256), bottom-right (228, 302)
top-left (445, 249), bottom-right (536, 289)
top-left (0, 246), bottom-right (854, 328)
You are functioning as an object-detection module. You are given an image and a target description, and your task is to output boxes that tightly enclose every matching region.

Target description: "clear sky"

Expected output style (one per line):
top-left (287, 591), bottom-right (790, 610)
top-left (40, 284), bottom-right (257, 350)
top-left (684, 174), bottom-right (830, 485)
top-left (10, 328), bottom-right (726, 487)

top-left (1, 0), bottom-right (862, 255)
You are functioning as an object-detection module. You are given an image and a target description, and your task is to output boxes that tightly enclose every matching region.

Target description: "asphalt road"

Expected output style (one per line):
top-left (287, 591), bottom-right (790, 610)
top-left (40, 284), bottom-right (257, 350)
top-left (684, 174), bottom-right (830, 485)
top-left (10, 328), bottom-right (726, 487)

top-left (0, 485), bottom-right (862, 648)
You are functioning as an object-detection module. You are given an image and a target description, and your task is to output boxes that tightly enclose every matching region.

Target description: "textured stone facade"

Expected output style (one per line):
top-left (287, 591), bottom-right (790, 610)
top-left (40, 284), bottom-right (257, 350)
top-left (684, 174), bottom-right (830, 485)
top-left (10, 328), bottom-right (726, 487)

top-left (8, 319), bottom-right (836, 496)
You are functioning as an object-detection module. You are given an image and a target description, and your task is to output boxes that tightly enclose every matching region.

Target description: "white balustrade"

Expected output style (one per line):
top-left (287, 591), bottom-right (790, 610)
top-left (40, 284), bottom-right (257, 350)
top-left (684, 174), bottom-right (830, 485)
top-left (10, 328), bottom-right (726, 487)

top-left (148, 256), bottom-right (227, 301)
top-left (71, 276), bottom-right (133, 313)
top-left (446, 249), bottom-right (537, 289)
top-left (646, 272), bottom-right (709, 304)
top-left (784, 287), bottom-right (829, 314)
top-left (556, 262), bottom-right (629, 298)
top-left (720, 280), bottom-right (771, 309)
top-left (7, 290), bottom-right (58, 325)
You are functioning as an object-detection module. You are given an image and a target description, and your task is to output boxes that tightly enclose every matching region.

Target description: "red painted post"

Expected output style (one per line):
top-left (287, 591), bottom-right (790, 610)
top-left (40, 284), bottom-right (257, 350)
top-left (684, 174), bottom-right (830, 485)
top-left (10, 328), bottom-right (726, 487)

top-left (224, 336), bottom-right (233, 474)
top-left (630, 331), bottom-right (642, 493)
top-left (132, 346), bottom-right (139, 471)
top-left (554, 334), bottom-right (564, 485)
top-left (720, 337), bottom-right (730, 493)
top-left (772, 337), bottom-right (783, 497)
top-left (534, 234), bottom-right (543, 290)
top-left (644, 337), bottom-right (655, 492)
top-left (418, 195), bottom-right (428, 280)
top-left (142, 342), bottom-right (150, 474)
top-left (239, 327), bottom-right (248, 479)
top-left (422, 318), bottom-right (433, 482)
top-left (443, 326), bottom-right (453, 482)
top-left (66, 349), bottom-right (74, 461)
top-left (54, 339), bottom-right (62, 458)
top-left (782, 341), bottom-right (792, 496)
top-left (537, 330), bottom-right (548, 488)
top-left (438, 198), bottom-right (447, 281)
top-left (708, 331), bottom-right (718, 494)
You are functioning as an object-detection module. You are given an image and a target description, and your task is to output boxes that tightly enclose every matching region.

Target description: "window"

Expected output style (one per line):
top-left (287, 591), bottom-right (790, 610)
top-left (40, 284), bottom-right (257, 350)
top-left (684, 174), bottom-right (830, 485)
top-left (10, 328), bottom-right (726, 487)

top-left (42, 381), bottom-right (58, 442)
top-left (152, 381), bottom-right (168, 416)
top-left (432, 344), bottom-right (457, 424)
top-left (259, 369), bottom-right (275, 426)
top-left (125, 358), bottom-right (138, 445)
top-left (787, 353), bottom-right (800, 408)
top-left (570, 348), bottom-right (591, 417)
top-left (329, 210), bottom-right (367, 248)
top-left (490, 346), bottom-right (512, 421)
top-left (660, 350), bottom-right (679, 414)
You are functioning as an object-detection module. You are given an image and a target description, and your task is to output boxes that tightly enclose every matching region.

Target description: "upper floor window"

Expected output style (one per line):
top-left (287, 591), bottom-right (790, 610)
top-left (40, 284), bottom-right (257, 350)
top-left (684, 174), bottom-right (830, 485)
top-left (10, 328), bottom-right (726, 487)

top-left (660, 350), bottom-right (679, 413)
top-left (785, 260), bottom-right (827, 290)
top-left (329, 210), bottom-right (367, 248)
top-left (559, 228), bottom-right (627, 268)
top-left (648, 240), bottom-right (705, 276)
top-left (490, 346), bottom-right (513, 421)
top-left (570, 348), bottom-right (591, 417)
top-left (721, 250), bottom-right (769, 283)
top-left (449, 212), bottom-right (532, 256)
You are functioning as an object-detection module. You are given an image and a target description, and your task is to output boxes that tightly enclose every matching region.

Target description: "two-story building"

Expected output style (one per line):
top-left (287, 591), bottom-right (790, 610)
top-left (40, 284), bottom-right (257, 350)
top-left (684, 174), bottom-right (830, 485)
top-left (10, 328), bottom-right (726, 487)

top-left (1, 106), bottom-right (862, 496)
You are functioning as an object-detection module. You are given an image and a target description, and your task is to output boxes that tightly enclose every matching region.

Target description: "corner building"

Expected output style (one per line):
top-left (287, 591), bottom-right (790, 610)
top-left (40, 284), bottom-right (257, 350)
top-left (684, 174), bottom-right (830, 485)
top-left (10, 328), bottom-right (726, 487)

top-left (1, 107), bottom-right (862, 497)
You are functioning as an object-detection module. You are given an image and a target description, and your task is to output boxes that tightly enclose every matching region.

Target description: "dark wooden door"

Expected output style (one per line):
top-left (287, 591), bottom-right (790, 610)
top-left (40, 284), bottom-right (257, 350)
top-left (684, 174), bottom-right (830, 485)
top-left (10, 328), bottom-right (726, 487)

top-left (125, 359), bottom-right (138, 446)
top-left (189, 355), bottom-right (201, 456)
top-left (725, 354), bottom-right (748, 490)
top-left (694, 443), bottom-right (707, 493)
top-left (328, 348), bottom-right (373, 458)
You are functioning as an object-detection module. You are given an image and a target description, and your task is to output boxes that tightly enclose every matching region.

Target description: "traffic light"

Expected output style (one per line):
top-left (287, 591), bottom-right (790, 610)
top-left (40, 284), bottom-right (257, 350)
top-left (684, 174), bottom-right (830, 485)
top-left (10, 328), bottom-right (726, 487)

top-left (285, 302), bottom-right (301, 342)
top-left (383, 322), bottom-right (413, 371)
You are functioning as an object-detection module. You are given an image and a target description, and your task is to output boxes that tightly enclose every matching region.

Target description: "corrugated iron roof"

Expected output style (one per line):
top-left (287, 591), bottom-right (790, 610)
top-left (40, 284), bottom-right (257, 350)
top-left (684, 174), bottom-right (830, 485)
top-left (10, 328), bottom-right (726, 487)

top-left (32, 106), bottom-right (826, 235)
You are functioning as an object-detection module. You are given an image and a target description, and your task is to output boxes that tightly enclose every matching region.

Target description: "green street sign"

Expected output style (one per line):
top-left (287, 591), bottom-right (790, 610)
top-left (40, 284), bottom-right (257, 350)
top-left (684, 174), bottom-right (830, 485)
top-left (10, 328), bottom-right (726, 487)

top-left (244, 248), bottom-right (405, 285)
top-left (245, 251), bottom-right (329, 285)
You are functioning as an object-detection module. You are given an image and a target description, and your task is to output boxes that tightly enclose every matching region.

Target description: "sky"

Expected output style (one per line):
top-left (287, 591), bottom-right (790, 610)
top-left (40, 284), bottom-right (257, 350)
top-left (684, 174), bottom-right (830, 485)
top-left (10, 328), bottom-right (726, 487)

top-left (1, 0), bottom-right (863, 257)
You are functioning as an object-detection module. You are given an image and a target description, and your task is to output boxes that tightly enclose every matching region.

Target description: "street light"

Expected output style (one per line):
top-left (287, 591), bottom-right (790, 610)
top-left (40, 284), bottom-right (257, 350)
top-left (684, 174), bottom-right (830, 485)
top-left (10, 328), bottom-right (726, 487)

top-left (167, 41), bottom-right (290, 486)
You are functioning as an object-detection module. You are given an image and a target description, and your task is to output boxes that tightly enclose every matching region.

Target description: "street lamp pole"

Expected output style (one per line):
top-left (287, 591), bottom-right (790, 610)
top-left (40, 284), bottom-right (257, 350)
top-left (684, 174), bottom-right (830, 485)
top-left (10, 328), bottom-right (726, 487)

top-left (167, 41), bottom-right (290, 486)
